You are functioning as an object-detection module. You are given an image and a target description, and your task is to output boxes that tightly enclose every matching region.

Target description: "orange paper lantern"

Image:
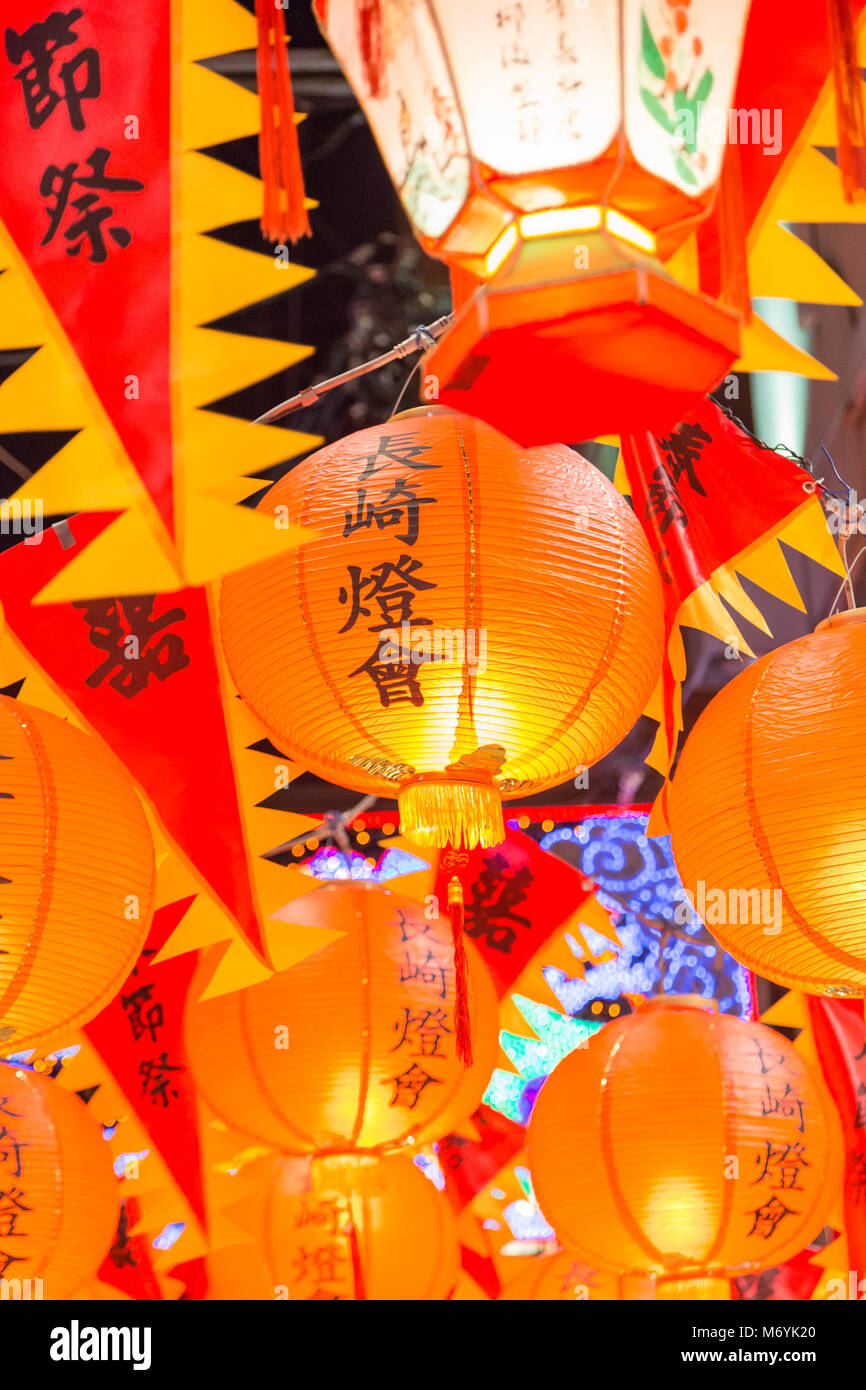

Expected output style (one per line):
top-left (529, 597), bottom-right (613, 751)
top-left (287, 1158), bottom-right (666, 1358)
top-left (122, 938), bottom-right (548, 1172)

top-left (668, 610), bottom-right (866, 995)
top-left (208, 1153), bottom-right (459, 1301)
top-left (496, 1252), bottom-right (726, 1301)
top-left (0, 1063), bottom-right (118, 1298)
top-left (315, 1), bottom-right (752, 439)
top-left (498, 1251), bottom-right (619, 1302)
top-left (220, 410), bottom-right (663, 852)
top-left (0, 697), bottom-right (156, 1051)
top-left (183, 882), bottom-right (498, 1153)
top-left (527, 996), bottom-right (843, 1278)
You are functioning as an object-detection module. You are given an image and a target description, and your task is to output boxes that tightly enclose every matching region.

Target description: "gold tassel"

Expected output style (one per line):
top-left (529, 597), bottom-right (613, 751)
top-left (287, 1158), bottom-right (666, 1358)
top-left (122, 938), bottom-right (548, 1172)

top-left (397, 776), bottom-right (504, 850)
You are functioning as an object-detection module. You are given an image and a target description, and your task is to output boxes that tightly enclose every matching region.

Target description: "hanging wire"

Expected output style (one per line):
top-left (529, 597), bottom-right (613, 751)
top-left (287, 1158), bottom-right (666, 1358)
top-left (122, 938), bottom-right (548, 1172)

top-left (388, 354), bottom-right (426, 419)
top-left (251, 316), bottom-right (452, 425)
top-left (827, 541), bottom-right (866, 617)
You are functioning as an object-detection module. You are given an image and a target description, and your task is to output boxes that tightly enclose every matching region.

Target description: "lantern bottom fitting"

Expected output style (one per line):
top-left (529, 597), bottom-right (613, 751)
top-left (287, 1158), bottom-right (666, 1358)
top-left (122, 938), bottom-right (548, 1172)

top-left (426, 232), bottom-right (741, 444)
top-left (398, 774), bottom-right (505, 851)
top-left (620, 1273), bottom-right (731, 1301)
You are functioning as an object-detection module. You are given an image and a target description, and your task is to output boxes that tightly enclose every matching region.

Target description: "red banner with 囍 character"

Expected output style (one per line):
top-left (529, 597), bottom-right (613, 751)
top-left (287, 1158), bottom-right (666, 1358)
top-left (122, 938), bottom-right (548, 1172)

top-left (0, 0), bottom-right (173, 537)
top-left (0, 519), bottom-right (267, 960)
top-left (433, 829), bottom-right (595, 997)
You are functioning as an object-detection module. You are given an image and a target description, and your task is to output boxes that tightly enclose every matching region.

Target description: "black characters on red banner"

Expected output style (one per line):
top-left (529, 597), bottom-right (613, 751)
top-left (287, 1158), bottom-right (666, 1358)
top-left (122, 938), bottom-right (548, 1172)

top-left (121, 949), bottom-right (184, 1110)
top-left (644, 420), bottom-right (713, 535)
top-left (40, 146), bottom-right (143, 262)
top-left (337, 434), bottom-right (441, 710)
top-left (464, 851), bottom-right (533, 954)
top-left (5, 8), bottom-right (100, 130)
top-left (73, 595), bottom-right (190, 698)
top-left (4, 7), bottom-right (144, 260)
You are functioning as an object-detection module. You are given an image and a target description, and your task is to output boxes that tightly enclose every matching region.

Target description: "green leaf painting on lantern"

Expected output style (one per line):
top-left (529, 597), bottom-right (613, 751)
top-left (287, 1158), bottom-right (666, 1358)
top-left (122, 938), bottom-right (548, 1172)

top-left (639, 6), bottom-right (714, 191)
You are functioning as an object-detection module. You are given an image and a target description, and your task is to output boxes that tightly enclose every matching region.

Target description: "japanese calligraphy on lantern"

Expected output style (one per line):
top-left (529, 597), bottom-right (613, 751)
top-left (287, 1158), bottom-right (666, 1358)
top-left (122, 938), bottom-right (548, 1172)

top-left (336, 430), bottom-right (442, 712)
top-left (384, 906), bottom-right (454, 1110)
top-left (288, 1191), bottom-right (357, 1300)
top-left (0, 1090), bottom-right (29, 1282)
top-left (744, 1036), bottom-right (812, 1247)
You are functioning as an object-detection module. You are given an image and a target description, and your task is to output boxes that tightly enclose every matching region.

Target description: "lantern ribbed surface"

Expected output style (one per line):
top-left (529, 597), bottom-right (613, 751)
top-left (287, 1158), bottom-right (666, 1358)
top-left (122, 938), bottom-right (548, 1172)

top-left (183, 882), bottom-right (498, 1153)
top-left (0, 697), bottom-right (156, 1050)
top-left (668, 613), bottom-right (866, 995)
top-left (0, 1063), bottom-right (118, 1298)
top-left (206, 1154), bottom-right (459, 1301)
top-left (527, 997), bottom-right (843, 1277)
top-left (219, 411), bottom-right (663, 838)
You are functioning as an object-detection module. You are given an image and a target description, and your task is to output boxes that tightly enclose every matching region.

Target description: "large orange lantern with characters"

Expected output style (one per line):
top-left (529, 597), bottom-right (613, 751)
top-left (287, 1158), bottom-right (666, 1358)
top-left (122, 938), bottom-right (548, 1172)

top-left (0, 696), bottom-right (156, 1052)
top-left (314, 0), bottom-right (752, 439)
top-left (0, 1064), bottom-right (119, 1298)
top-left (668, 610), bottom-right (866, 996)
top-left (527, 996), bottom-right (843, 1282)
top-left (184, 882), bottom-right (499, 1145)
top-left (220, 410), bottom-right (663, 855)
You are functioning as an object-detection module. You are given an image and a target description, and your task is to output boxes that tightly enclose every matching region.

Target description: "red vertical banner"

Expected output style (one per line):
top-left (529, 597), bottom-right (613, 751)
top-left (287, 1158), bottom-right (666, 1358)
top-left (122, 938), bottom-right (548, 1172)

top-left (808, 997), bottom-right (866, 1277)
top-left (0, 0), bottom-right (174, 534)
top-left (85, 896), bottom-right (205, 1227)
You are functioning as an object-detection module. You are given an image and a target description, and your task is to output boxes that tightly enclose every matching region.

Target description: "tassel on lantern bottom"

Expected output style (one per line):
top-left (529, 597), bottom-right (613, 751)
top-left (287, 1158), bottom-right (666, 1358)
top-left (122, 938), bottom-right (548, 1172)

top-left (397, 776), bottom-right (505, 850)
top-left (446, 876), bottom-right (473, 1068)
top-left (619, 1273), bottom-right (731, 1300)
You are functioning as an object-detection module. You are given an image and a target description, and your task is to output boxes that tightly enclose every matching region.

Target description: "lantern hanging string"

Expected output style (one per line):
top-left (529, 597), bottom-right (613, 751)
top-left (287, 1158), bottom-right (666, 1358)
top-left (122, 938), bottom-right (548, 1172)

top-left (252, 316), bottom-right (453, 426)
top-left (446, 874), bottom-right (473, 1068)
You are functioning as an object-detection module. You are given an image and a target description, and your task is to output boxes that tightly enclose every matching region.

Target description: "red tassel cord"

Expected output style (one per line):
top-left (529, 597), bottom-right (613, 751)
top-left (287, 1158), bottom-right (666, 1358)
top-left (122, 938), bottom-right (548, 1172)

top-left (254, 0), bottom-right (311, 243)
top-left (346, 1216), bottom-right (367, 1301)
top-left (827, 0), bottom-right (866, 202)
top-left (447, 874), bottom-right (473, 1068)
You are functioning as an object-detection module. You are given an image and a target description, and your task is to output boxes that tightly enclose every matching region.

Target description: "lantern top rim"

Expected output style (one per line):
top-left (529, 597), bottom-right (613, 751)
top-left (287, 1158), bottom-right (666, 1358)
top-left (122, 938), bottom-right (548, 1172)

top-left (391, 405), bottom-right (465, 422)
top-left (636, 993), bottom-right (719, 1016)
top-left (814, 606), bottom-right (866, 634)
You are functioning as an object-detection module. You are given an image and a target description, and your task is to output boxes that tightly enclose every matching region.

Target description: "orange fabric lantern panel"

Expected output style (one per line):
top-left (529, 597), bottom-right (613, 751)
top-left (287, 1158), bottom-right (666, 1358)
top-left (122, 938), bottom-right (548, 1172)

top-left (209, 1154), bottom-right (459, 1301)
top-left (0, 1063), bottom-right (119, 1297)
top-left (184, 882), bottom-right (499, 1153)
top-left (426, 239), bottom-right (742, 445)
top-left (0, 696), bottom-right (156, 1051)
top-left (668, 610), bottom-right (866, 996)
top-left (527, 996), bottom-right (843, 1278)
top-left (220, 410), bottom-right (663, 849)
